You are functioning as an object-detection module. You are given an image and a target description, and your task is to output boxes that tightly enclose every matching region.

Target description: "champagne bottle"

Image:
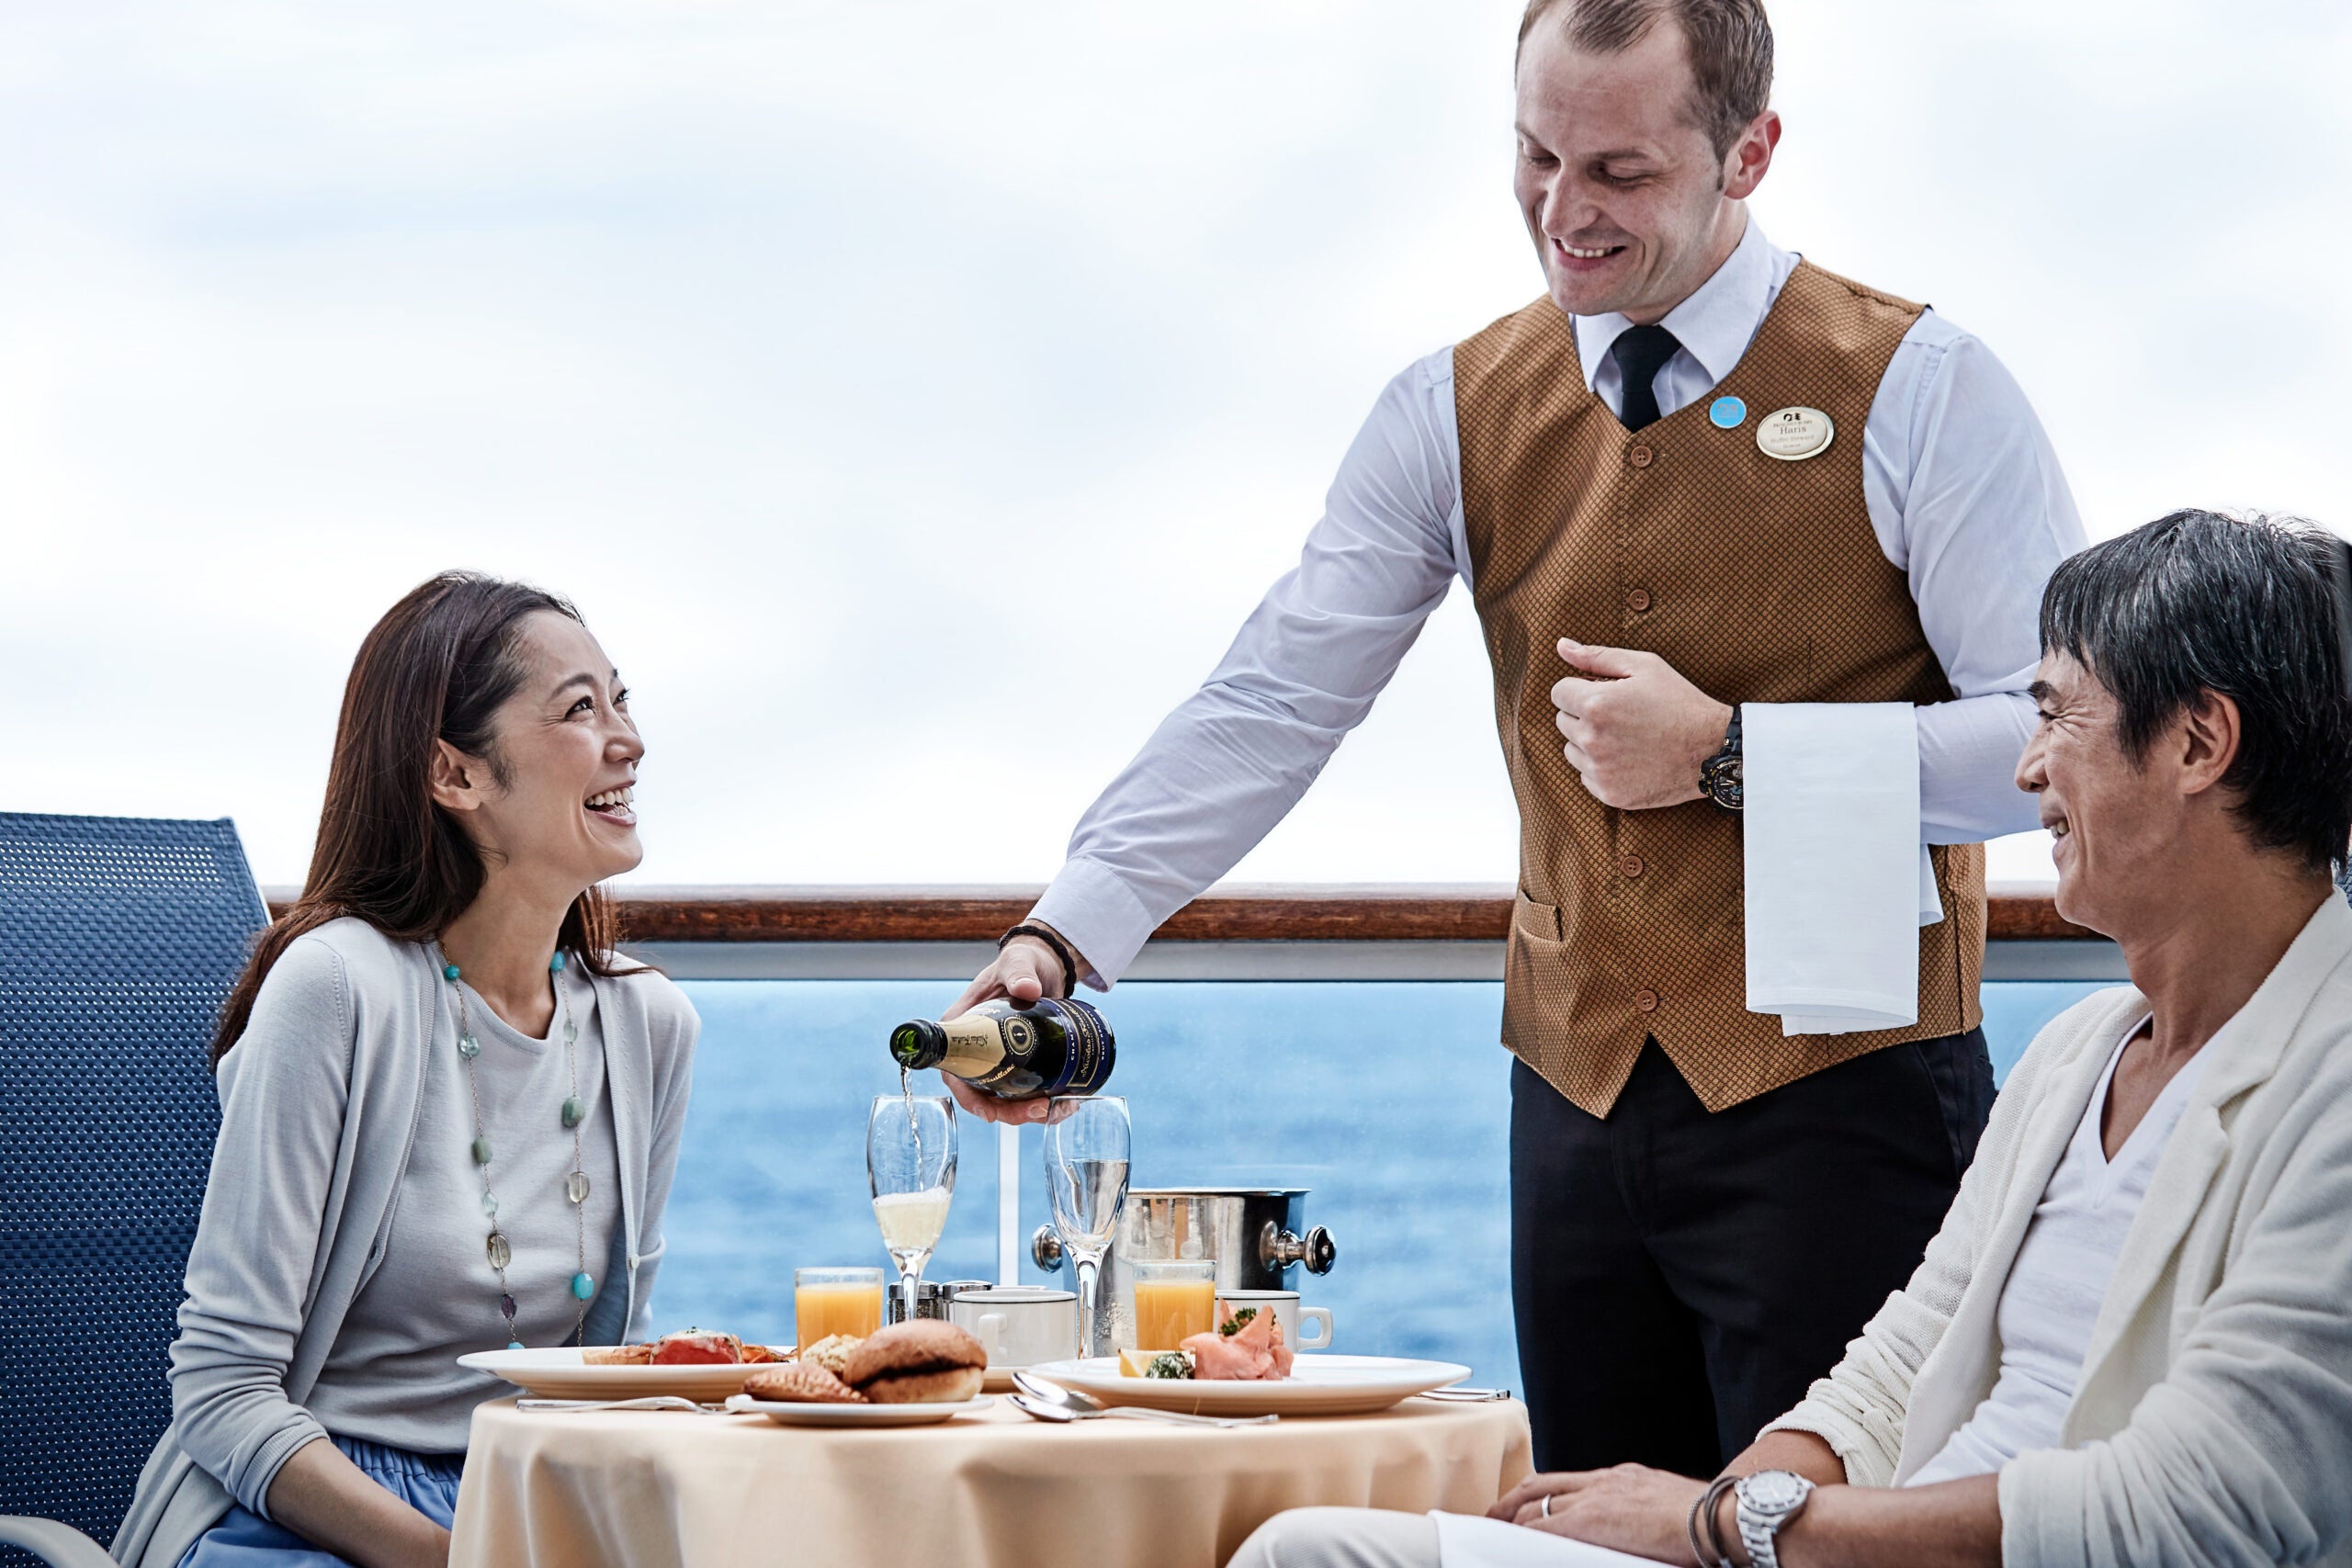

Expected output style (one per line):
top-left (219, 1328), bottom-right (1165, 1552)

top-left (889, 996), bottom-right (1116, 1101)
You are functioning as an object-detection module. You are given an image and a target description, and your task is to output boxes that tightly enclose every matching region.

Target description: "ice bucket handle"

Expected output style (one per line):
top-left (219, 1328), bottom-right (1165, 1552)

top-left (1032, 1224), bottom-right (1066, 1272)
top-left (1262, 1224), bottom-right (1338, 1276)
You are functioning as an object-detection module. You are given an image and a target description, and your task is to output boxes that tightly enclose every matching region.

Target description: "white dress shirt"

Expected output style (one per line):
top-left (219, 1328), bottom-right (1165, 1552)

top-left (1035, 218), bottom-right (2085, 986)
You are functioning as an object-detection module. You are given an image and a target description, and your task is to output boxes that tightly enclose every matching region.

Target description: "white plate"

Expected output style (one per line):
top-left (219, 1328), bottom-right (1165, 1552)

top-left (1024, 1354), bottom-right (1470, 1417)
top-left (458, 1347), bottom-right (788, 1403)
top-left (725, 1394), bottom-right (993, 1427)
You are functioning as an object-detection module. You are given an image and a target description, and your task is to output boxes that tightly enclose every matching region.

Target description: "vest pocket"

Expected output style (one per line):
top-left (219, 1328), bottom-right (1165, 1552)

top-left (1503, 893), bottom-right (1567, 1059)
top-left (1513, 890), bottom-right (1563, 941)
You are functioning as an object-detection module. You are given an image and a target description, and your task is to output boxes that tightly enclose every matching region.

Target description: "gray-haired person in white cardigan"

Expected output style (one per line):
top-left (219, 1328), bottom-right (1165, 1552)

top-left (1237, 507), bottom-right (2352, 1568)
top-left (112, 572), bottom-right (697, 1568)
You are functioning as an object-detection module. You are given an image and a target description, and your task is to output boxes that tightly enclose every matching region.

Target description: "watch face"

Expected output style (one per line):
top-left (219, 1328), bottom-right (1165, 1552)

top-left (1744, 1472), bottom-right (1808, 1512)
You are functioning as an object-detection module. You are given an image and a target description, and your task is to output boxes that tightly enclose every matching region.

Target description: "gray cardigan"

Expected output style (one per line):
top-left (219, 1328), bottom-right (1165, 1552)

top-left (110, 919), bottom-right (697, 1568)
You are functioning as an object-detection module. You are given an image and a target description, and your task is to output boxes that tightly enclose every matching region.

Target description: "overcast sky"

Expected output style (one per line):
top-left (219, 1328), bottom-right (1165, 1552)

top-left (7, 0), bottom-right (2348, 891)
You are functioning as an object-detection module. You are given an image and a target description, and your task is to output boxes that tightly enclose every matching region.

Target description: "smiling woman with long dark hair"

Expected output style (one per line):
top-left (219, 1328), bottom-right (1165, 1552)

top-left (114, 572), bottom-right (698, 1568)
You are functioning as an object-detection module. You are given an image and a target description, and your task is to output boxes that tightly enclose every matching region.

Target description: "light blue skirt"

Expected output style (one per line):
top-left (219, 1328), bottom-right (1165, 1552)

top-left (176, 1437), bottom-right (464, 1567)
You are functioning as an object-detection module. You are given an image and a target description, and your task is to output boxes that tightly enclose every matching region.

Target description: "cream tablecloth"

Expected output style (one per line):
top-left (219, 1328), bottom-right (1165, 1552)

top-left (450, 1395), bottom-right (1532, 1568)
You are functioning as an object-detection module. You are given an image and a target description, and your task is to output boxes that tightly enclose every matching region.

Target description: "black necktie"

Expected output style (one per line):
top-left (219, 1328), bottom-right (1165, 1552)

top-left (1610, 323), bottom-right (1681, 432)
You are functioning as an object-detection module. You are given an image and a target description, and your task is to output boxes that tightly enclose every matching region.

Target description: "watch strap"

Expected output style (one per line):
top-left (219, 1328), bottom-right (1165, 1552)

top-left (1733, 1472), bottom-right (1812, 1568)
top-left (1699, 705), bottom-right (1744, 812)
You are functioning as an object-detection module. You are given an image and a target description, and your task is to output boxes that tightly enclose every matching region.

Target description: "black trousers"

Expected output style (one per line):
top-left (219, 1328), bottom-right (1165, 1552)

top-left (1510, 1031), bottom-right (1996, 1476)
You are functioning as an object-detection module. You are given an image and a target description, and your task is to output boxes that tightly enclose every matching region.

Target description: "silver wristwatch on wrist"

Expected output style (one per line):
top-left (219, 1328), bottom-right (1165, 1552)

top-left (1733, 1470), bottom-right (1814, 1568)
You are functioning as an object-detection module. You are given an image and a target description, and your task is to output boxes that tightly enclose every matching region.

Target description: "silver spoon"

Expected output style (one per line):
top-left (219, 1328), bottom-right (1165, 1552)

top-left (1009, 1392), bottom-right (1275, 1429)
top-left (1010, 1373), bottom-right (1276, 1428)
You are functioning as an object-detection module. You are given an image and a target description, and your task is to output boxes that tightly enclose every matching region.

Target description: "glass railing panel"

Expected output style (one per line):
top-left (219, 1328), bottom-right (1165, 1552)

top-left (657, 976), bottom-right (2122, 1394)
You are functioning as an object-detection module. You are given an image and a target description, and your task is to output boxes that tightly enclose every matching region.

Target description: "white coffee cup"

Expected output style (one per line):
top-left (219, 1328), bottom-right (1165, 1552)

top-left (949, 1287), bottom-right (1080, 1368)
top-left (1214, 1289), bottom-right (1334, 1351)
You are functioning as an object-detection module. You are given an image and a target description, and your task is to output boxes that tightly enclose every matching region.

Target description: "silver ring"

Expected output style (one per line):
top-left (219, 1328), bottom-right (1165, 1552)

top-left (1541, 1494), bottom-right (1553, 1519)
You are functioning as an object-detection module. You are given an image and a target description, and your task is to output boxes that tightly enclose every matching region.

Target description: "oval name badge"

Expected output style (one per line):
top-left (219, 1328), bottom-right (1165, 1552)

top-left (1757, 405), bottom-right (1834, 461)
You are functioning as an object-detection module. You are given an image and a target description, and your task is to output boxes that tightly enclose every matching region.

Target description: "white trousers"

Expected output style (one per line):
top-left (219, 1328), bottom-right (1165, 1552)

top-left (1227, 1508), bottom-right (1442, 1568)
top-left (1228, 1509), bottom-right (1677, 1568)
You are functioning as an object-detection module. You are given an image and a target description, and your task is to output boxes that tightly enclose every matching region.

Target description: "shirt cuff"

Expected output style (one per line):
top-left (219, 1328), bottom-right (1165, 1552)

top-left (1029, 859), bottom-right (1162, 988)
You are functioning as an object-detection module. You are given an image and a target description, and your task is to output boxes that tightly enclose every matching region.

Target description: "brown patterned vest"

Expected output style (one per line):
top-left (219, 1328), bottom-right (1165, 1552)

top-left (1455, 260), bottom-right (1985, 1118)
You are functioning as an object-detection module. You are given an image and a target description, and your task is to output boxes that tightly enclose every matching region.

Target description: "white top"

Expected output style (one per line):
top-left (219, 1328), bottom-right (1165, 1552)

top-left (308, 970), bottom-right (624, 1452)
top-left (1905, 1021), bottom-right (2208, 1486)
top-left (1033, 217), bottom-right (2085, 985)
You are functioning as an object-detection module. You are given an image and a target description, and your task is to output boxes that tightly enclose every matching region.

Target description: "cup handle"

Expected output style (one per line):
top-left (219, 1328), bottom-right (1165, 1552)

top-left (977, 1313), bottom-right (1005, 1362)
top-left (1298, 1307), bottom-right (1333, 1351)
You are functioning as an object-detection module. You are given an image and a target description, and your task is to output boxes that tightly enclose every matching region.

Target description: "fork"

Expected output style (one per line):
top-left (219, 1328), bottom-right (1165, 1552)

top-left (516, 1395), bottom-right (729, 1414)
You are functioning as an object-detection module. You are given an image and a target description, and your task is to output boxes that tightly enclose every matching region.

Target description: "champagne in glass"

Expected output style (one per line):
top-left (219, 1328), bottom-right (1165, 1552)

top-left (1044, 1096), bottom-right (1131, 1359)
top-left (867, 1095), bottom-right (957, 1326)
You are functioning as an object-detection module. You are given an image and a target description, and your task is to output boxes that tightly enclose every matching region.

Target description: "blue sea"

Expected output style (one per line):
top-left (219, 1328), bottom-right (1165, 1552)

top-left (653, 979), bottom-right (2107, 1390)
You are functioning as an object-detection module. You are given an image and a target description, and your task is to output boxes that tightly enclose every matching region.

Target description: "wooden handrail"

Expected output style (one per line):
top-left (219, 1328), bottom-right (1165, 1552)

top-left (263, 883), bottom-right (2098, 942)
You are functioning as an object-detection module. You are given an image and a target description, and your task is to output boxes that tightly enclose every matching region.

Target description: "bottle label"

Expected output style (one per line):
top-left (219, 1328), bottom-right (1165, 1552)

top-left (937, 1011), bottom-right (1012, 1079)
top-left (1048, 999), bottom-right (1113, 1094)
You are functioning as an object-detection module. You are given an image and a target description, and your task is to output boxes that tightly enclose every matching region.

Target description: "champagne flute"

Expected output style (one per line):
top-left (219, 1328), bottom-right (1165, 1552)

top-left (1044, 1095), bottom-right (1131, 1359)
top-left (867, 1095), bottom-right (957, 1326)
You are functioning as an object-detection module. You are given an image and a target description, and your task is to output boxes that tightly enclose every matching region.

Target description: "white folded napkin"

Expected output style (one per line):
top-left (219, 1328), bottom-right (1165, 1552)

top-left (1743, 703), bottom-right (1938, 1037)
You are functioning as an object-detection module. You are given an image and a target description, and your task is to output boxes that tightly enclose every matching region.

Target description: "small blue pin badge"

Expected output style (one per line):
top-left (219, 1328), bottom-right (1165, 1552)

top-left (1709, 395), bottom-right (1747, 430)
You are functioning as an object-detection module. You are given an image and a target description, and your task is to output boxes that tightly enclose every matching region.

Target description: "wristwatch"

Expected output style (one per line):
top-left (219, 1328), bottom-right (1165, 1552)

top-left (1698, 705), bottom-right (1743, 812)
top-left (1733, 1470), bottom-right (1814, 1568)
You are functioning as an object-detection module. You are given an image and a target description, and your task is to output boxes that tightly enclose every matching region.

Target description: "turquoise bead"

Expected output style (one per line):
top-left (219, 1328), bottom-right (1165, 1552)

top-left (550, 951), bottom-right (568, 973)
top-left (458, 1033), bottom-right (481, 1060)
top-left (444, 964), bottom-right (460, 981)
top-left (561, 1096), bottom-right (584, 1129)
top-left (508, 1340), bottom-right (524, 1350)
top-left (471, 1134), bottom-right (492, 1166)
top-left (571, 1271), bottom-right (594, 1301)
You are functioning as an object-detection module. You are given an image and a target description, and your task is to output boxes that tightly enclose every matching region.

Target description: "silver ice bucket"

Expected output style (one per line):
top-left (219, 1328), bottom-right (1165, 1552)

top-left (1032, 1186), bottom-right (1338, 1353)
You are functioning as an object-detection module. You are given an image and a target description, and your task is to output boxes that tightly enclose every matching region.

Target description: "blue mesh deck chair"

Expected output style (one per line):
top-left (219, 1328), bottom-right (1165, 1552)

top-left (0, 814), bottom-right (269, 1567)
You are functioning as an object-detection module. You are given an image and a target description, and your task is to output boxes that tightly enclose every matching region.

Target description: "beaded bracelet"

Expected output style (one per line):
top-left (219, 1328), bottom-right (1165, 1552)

top-left (999, 922), bottom-right (1080, 998)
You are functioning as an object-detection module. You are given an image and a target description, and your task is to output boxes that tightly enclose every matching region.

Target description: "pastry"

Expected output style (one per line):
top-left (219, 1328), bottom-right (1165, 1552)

top-left (799, 1334), bottom-right (864, 1379)
top-left (743, 1362), bottom-right (865, 1404)
top-left (841, 1321), bottom-right (987, 1404)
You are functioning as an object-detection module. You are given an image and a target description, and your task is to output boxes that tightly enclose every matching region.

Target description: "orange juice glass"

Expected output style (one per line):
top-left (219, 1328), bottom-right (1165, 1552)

top-left (795, 1267), bottom-right (886, 1348)
top-left (1131, 1260), bottom-right (1216, 1350)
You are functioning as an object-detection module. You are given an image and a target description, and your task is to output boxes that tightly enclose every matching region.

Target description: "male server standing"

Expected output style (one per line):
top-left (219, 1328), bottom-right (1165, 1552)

top-left (949, 0), bottom-right (2082, 1474)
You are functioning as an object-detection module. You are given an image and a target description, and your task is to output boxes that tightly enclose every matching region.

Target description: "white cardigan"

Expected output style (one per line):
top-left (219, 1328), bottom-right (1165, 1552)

top-left (1767, 893), bottom-right (2352, 1567)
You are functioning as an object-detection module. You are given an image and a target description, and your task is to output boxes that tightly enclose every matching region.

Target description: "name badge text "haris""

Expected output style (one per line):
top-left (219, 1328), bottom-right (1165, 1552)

top-left (1757, 406), bottom-right (1834, 461)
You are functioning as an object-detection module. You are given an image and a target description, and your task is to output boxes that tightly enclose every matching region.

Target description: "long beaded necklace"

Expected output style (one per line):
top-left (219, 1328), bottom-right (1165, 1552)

top-left (437, 945), bottom-right (594, 1350)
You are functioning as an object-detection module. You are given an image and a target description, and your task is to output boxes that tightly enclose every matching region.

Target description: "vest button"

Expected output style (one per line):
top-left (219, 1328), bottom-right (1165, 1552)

top-left (1624, 588), bottom-right (1652, 613)
top-left (1619, 855), bottom-right (1645, 878)
top-left (1629, 444), bottom-right (1655, 468)
top-left (1634, 988), bottom-right (1660, 1012)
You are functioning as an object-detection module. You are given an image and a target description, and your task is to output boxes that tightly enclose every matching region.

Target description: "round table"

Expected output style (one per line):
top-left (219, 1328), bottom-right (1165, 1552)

top-left (449, 1394), bottom-right (1532, 1568)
